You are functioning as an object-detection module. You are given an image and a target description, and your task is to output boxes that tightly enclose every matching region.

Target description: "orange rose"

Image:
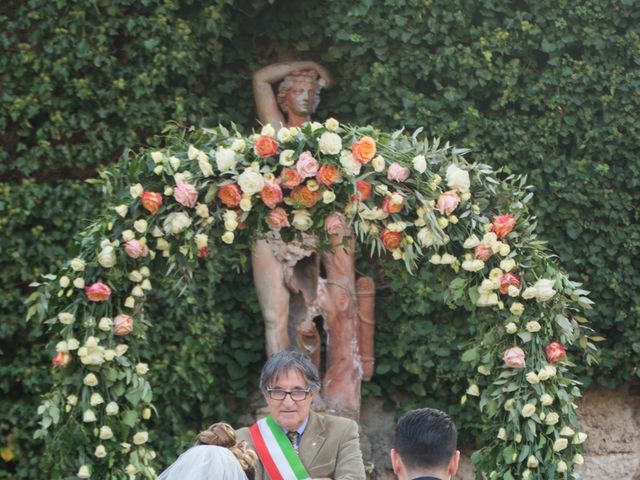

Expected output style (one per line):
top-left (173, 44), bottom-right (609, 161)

top-left (351, 136), bottom-right (377, 164)
top-left (350, 180), bottom-right (372, 202)
top-left (290, 185), bottom-right (319, 208)
top-left (380, 229), bottom-right (402, 250)
top-left (279, 168), bottom-right (303, 189)
top-left (141, 191), bottom-right (162, 215)
top-left (52, 351), bottom-right (72, 367)
top-left (267, 207), bottom-right (290, 230)
top-left (316, 164), bottom-right (341, 187)
top-left (382, 194), bottom-right (404, 214)
top-left (261, 183), bottom-right (284, 209)
top-left (254, 135), bottom-right (278, 158)
top-left (492, 214), bottom-right (516, 238)
top-left (217, 183), bottom-right (242, 208)
top-left (499, 272), bottom-right (521, 294)
top-left (545, 342), bottom-right (567, 363)
top-left (113, 314), bottom-right (134, 336)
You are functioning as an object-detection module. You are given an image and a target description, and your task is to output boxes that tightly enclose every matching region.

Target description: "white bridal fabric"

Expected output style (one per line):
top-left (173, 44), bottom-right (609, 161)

top-left (158, 445), bottom-right (248, 480)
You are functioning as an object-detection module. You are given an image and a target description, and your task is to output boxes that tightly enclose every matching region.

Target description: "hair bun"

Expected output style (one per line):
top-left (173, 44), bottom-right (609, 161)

top-left (194, 422), bottom-right (237, 448)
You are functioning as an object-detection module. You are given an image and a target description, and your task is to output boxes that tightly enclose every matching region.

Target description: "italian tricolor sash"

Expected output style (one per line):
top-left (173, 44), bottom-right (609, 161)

top-left (248, 415), bottom-right (311, 480)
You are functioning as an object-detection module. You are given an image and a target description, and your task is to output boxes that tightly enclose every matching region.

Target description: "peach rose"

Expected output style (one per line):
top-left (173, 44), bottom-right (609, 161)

top-left (503, 346), bottom-right (526, 368)
top-left (113, 314), bottom-right (134, 336)
top-left (290, 185), bottom-right (319, 208)
top-left (254, 135), bottom-right (278, 158)
top-left (545, 342), bottom-right (567, 363)
top-left (316, 164), bottom-right (341, 187)
top-left (492, 214), bottom-right (516, 238)
top-left (382, 194), bottom-right (404, 214)
top-left (267, 208), bottom-right (290, 230)
top-left (324, 213), bottom-right (346, 235)
top-left (140, 192), bottom-right (162, 215)
top-left (380, 229), bottom-right (402, 250)
top-left (350, 180), bottom-right (372, 202)
top-left (499, 273), bottom-right (521, 294)
top-left (260, 183), bottom-right (284, 209)
top-left (351, 136), bottom-right (377, 164)
top-left (296, 151), bottom-right (319, 179)
top-left (387, 162), bottom-right (410, 182)
top-left (279, 168), bottom-right (303, 189)
top-left (174, 182), bottom-right (198, 208)
top-left (52, 351), bottom-right (72, 367)
top-left (85, 282), bottom-right (112, 302)
top-left (436, 190), bottom-right (461, 216)
top-left (474, 244), bottom-right (492, 261)
top-left (124, 239), bottom-right (149, 258)
top-left (217, 183), bottom-right (242, 208)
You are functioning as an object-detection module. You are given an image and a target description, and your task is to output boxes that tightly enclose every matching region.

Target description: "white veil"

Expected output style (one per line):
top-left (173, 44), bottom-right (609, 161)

top-left (158, 445), bottom-right (248, 480)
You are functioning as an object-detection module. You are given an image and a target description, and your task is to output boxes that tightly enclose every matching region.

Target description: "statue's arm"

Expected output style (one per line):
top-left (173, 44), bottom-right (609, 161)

top-left (252, 61), bottom-right (334, 127)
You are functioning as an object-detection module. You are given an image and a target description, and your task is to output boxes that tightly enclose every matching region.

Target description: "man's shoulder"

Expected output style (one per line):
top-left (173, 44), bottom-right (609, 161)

top-left (312, 411), bottom-right (359, 432)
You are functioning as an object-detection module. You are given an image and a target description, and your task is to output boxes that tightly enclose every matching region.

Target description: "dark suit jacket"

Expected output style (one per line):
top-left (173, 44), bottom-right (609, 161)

top-left (236, 410), bottom-right (366, 480)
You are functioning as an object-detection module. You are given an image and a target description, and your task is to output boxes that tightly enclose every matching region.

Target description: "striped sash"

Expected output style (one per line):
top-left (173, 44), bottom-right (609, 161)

top-left (248, 415), bottom-right (311, 480)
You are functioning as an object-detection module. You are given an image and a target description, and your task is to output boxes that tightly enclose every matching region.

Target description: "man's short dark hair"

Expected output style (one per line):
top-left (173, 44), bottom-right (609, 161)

top-left (259, 350), bottom-right (321, 392)
top-left (394, 408), bottom-right (457, 471)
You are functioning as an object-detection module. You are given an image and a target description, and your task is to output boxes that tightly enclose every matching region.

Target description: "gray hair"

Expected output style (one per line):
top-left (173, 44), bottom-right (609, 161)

top-left (259, 350), bottom-right (321, 392)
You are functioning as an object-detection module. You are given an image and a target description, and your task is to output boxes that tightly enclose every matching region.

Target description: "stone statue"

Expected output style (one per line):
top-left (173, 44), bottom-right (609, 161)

top-left (251, 61), bottom-right (376, 418)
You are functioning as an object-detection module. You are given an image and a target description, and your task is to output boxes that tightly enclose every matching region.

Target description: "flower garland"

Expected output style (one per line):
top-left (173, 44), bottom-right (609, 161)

top-left (28, 119), bottom-right (598, 479)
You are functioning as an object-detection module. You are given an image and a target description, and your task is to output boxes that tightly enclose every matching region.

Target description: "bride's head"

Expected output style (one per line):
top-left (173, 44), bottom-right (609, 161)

top-left (195, 422), bottom-right (258, 480)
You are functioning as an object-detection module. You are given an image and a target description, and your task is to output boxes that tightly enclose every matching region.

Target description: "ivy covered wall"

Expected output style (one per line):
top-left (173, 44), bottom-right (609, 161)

top-left (1, 0), bottom-right (638, 477)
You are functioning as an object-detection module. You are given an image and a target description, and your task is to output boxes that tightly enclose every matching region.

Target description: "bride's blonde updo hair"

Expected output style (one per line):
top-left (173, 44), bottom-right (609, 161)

top-left (195, 422), bottom-right (258, 480)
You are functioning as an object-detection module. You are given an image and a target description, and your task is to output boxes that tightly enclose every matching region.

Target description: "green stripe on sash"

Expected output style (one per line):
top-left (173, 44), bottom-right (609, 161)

top-left (265, 415), bottom-right (309, 480)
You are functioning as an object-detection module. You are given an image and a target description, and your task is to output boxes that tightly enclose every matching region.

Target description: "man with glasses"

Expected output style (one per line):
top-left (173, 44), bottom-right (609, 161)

top-left (237, 350), bottom-right (366, 479)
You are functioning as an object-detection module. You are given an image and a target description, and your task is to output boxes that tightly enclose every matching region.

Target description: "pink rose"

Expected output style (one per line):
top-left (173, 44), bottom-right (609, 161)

top-left (324, 213), bottom-right (346, 235)
top-left (387, 162), bottom-right (410, 182)
top-left (492, 214), bottom-right (516, 238)
top-left (503, 346), bottom-right (526, 368)
top-left (85, 282), bottom-right (112, 302)
top-left (545, 342), bottom-right (567, 363)
top-left (267, 208), bottom-right (290, 230)
top-left (174, 182), bottom-right (198, 208)
top-left (261, 183), bottom-right (284, 209)
top-left (124, 239), bottom-right (149, 258)
top-left (499, 273), bottom-right (521, 294)
top-left (296, 151), bottom-right (319, 179)
top-left (474, 244), bottom-right (492, 261)
top-left (113, 314), bottom-right (134, 336)
top-left (436, 190), bottom-right (461, 216)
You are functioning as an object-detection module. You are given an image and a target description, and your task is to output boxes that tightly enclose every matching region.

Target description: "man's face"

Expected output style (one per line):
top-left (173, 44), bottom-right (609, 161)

top-left (264, 368), bottom-right (313, 432)
top-left (284, 79), bottom-right (317, 116)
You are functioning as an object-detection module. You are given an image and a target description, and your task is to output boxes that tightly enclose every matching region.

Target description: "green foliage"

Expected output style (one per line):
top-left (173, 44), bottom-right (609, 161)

top-left (1, 0), bottom-right (639, 477)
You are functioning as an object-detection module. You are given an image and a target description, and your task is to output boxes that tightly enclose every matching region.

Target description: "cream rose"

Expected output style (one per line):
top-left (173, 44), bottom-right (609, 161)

top-left (95, 445), bottom-right (107, 458)
top-left (553, 438), bottom-right (568, 452)
top-left (318, 132), bottom-right (342, 155)
top-left (99, 425), bottom-right (114, 440)
top-left (545, 412), bottom-right (560, 425)
top-left (58, 312), bottom-right (75, 325)
top-left (237, 169), bottom-right (265, 195)
top-left (77, 465), bottom-right (90, 479)
top-left (325, 118), bottom-right (339, 131)
top-left (340, 151), bottom-right (362, 176)
top-left (412, 154), bottom-right (427, 173)
top-left (521, 404), bottom-right (536, 417)
top-left (83, 409), bottom-right (97, 422)
top-left (105, 401), bottom-right (119, 416)
top-left (216, 147), bottom-right (237, 171)
top-left (163, 212), bottom-right (192, 236)
top-left (526, 321), bottom-right (541, 332)
top-left (446, 164), bottom-right (470, 192)
top-left (97, 245), bottom-right (116, 268)
top-left (129, 183), bottom-right (143, 198)
top-left (540, 393), bottom-right (554, 406)
top-left (133, 431), bottom-right (149, 445)
top-left (291, 209), bottom-right (313, 231)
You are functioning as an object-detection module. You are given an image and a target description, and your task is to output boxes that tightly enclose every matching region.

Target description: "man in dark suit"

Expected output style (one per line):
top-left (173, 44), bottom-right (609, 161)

top-left (236, 350), bottom-right (366, 480)
top-left (390, 408), bottom-right (460, 480)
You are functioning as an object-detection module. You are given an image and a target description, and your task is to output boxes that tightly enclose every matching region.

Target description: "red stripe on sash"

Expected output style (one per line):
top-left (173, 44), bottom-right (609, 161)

top-left (249, 422), bottom-right (284, 480)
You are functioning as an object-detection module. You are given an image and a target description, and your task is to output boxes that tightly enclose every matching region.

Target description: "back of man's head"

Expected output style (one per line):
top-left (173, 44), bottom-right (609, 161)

top-left (393, 408), bottom-right (458, 477)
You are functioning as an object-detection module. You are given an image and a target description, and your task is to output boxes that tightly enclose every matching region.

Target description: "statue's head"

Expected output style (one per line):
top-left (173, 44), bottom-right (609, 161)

top-left (277, 68), bottom-right (323, 117)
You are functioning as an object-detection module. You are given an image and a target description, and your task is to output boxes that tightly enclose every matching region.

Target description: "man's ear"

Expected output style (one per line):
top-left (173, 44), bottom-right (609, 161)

top-left (390, 448), bottom-right (402, 475)
top-left (447, 450), bottom-right (461, 478)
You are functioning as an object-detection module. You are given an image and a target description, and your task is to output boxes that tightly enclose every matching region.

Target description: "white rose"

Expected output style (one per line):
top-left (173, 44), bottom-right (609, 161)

top-left (95, 444), bottom-right (107, 458)
top-left (322, 190), bottom-right (336, 204)
top-left (500, 258), bottom-right (516, 272)
top-left (83, 409), bottom-right (97, 422)
top-left (105, 401), bottom-right (119, 416)
top-left (505, 322), bottom-right (518, 334)
top-left (151, 150), bottom-right (164, 164)
top-left (527, 455), bottom-right (539, 469)
top-left (70, 258), bottom-right (86, 272)
top-left (164, 186), bottom-right (174, 196)
top-left (507, 285), bottom-right (520, 297)
top-left (156, 238), bottom-right (170, 251)
top-left (125, 464), bottom-right (137, 475)
top-left (412, 155), bottom-right (427, 173)
top-left (133, 431), bottom-right (149, 445)
top-left (198, 156), bottom-right (214, 177)
top-left (115, 344), bottom-right (128, 356)
top-left (132, 285), bottom-right (144, 297)
top-left (239, 198), bottom-right (252, 211)
top-left (216, 147), bottom-right (237, 172)
top-left (142, 408), bottom-right (152, 420)
top-left (534, 278), bottom-right (557, 301)
top-left (545, 412), bottom-right (560, 425)
top-left (73, 277), bottom-right (85, 289)
top-left (124, 296), bottom-right (135, 308)
top-left (221, 231), bottom-right (235, 244)
top-left (133, 219), bottom-right (147, 233)
top-left (169, 156), bottom-right (181, 171)
top-left (537, 368), bottom-right (550, 381)
top-left (440, 253), bottom-right (456, 265)
top-left (482, 232), bottom-right (498, 248)
top-left (55, 340), bottom-right (68, 352)
top-left (510, 302), bottom-right (524, 316)
top-left (476, 292), bottom-right (499, 307)
top-left (521, 404), bottom-right (536, 417)
top-left (371, 155), bottom-right (385, 172)
top-left (103, 349), bottom-right (116, 361)
top-left (67, 394), bottom-right (78, 406)
top-left (59, 275), bottom-right (70, 288)
top-left (318, 132), bottom-right (342, 155)
top-left (291, 210), bottom-right (313, 231)
top-left (573, 453), bottom-right (584, 465)
top-left (417, 228), bottom-right (436, 247)
top-left (97, 245), bottom-right (116, 268)
top-left (136, 363), bottom-right (149, 375)
top-left (560, 426), bottom-right (575, 437)
top-left (553, 438), bottom-right (568, 452)
top-left (231, 138), bottom-right (245, 152)
top-left (466, 384), bottom-right (480, 396)
top-left (463, 235), bottom-right (481, 249)
top-left (526, 321), bottom-right (541, 333)
top-left (77, 465), bottom-right (90, 479)
top-left (99, 425), bottom-right (114, 440)
top-left (477, 365), bottom-right (491, 375)
top-left (194, 234), bottom-right (208, 249)
top-left (261, 124), bottom-right (276, 137)
top-left (90, 393), bottom-right (104, 406)
top-left (497, 428), bottom-right (507, 440)
top-left (163, 212), bottom-right (192, 236)
top-left (557, 460), bottom-right (568, 473)
top-left (57, 312), bottom-right (75, 325)
top-left (195, 203), bottom-right (209, 218)
top-left (446, 164), bottom-right (470, 192)
top-left (276, 127), bottom-right (292, 142)
top-left (526, 372), bottom-right (540, 384)
top-left (522, 286), bottom-right (538, 299)
top-left (128, 270), bottom-right (143, 282)
top-left (325, 118), bottom-right (339, 131)
top-left (573, 432), bottom-right (588, 444)
top-left (129, 183), bottom-right (143, 198)
top-left (462, 259), bottom-right (485, 272)
top-left (340, 151), bottom-right (362, 176)
top-left (237, 169), bottom-right (265, 195)
top-left (499, 243), bottom-right (511, 256)
top-left (276, 150), bottom-right (293, 167)
top-left (153, 165), bottom-right (163, 175)
top-left (187, 144), bottom-right (200, 160)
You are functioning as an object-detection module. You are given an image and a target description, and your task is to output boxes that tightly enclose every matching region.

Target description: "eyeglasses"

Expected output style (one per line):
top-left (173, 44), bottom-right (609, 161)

top-left (266, 387), bottom-right (311, 401)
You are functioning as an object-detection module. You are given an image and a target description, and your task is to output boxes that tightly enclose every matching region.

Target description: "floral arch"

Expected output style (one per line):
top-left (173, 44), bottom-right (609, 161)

top-left (29, 120), bottom-right (598, 479)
